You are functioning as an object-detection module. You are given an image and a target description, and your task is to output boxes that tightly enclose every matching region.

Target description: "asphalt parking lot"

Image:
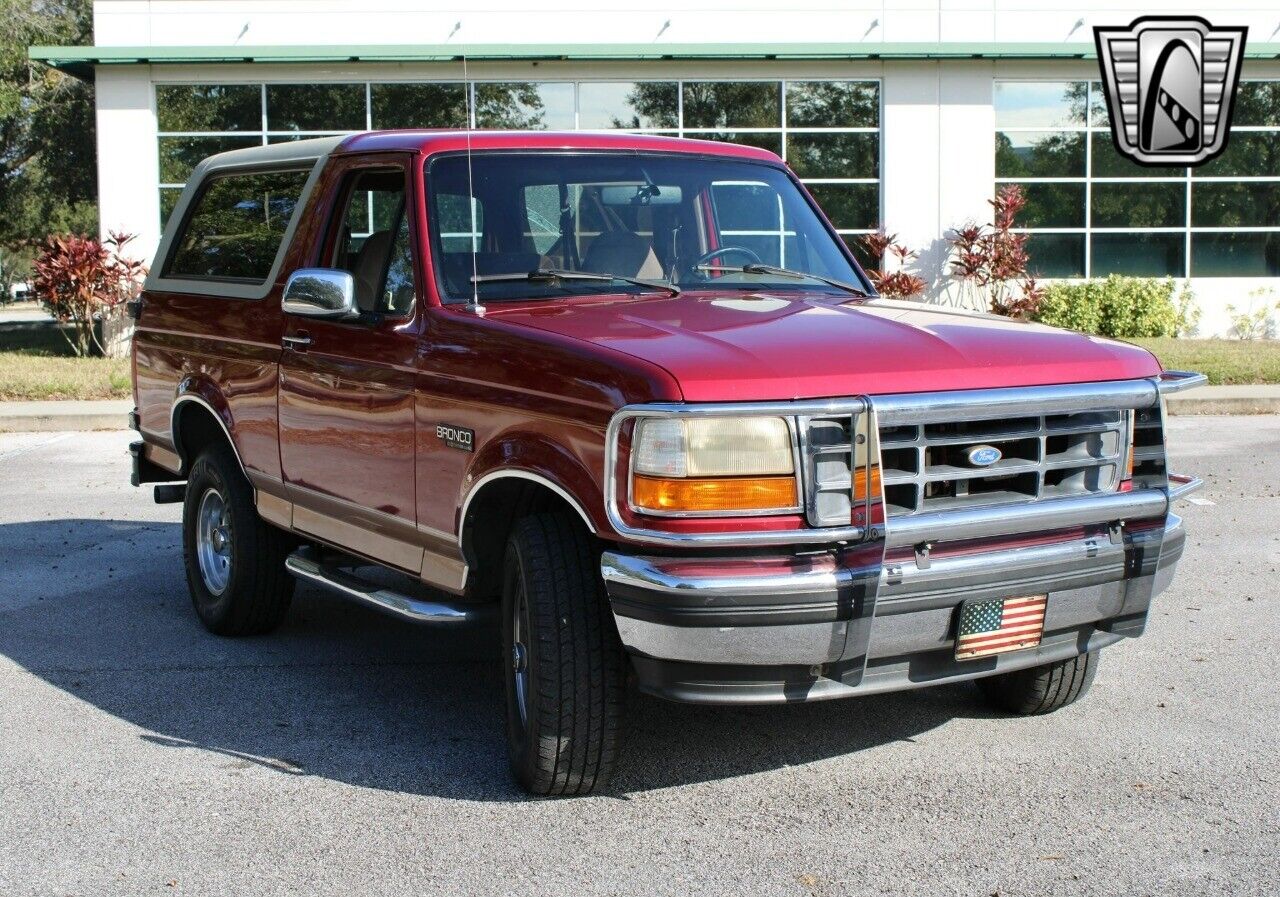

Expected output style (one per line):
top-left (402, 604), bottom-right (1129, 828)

top-left (1, 417), bottom-right (1277, 897)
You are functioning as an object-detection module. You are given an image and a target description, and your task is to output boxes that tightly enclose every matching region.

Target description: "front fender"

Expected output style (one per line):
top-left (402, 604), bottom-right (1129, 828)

top-left (459, 426), bottom-right (607, 537)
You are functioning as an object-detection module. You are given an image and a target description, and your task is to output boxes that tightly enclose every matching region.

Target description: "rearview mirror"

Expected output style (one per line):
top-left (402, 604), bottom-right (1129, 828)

top-left (599, 184), bottom-right (683, 206)
top-left (282, 269), bottom-right (358, 319)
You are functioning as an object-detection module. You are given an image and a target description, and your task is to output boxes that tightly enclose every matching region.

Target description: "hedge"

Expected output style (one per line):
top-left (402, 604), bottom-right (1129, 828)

top-left (1033, 276), bottom-right (1188, 338)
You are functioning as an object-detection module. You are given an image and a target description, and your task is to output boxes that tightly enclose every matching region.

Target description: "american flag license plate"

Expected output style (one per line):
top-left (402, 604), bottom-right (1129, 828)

top-left (955, 595), bottom-right (1047, 660)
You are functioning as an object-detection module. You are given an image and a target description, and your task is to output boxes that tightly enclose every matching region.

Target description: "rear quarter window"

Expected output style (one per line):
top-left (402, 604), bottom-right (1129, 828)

top-left (165, 168), bottom-right (311, 282)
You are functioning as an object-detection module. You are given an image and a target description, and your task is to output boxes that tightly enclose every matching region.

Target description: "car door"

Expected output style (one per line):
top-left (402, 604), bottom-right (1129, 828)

top-left (278, 154), bottom-right (425, 571)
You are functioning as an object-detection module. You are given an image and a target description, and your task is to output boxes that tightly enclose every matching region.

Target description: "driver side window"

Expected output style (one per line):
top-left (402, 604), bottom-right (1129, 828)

top-left (328, 167), bottom-right (416, 317)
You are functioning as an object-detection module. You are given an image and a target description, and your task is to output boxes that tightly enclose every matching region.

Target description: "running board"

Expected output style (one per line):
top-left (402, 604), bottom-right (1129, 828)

top-left (285, 550), bottom-right (476, 624)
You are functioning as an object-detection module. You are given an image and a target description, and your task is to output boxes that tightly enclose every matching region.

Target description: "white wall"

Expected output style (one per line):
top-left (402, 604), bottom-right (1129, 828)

top-left (87, 0), bottom-right (1280, 334)
top-left (1185, 280), bottom-right (1280, 339)
top-left (94, 66), bottom-right (161, 255)
top-left (91, 1), bottom-right (1280, 49)
top-left (880, 60), bottom-right (996, 307)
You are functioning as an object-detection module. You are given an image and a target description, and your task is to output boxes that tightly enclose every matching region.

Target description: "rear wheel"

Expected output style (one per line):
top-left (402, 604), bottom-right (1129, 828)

top-left (975, 650), bottom-right (1099, 715)
top-left (182, 441), bottom-right (294, 636)
top-left (502, 512), bottom-right (625, 796)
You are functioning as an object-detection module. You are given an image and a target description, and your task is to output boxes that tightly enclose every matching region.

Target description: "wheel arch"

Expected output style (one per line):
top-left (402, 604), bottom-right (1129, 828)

top-left (170, 389), bottom-right (246, 479)
top-left (459, 470), bottom-right (599, 600)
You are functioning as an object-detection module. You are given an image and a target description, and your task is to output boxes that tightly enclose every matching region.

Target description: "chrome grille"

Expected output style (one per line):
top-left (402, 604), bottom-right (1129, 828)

top-left (800, 413), bottom-right (858, 527)
top-left (1130, 404), bottom-right (1168, 490)
top-left (878, 409), bottom-right (1130, 517)
top-left (799, 409), bottom-right (878, 528)
top-left (797, 384), bottom-right (1169, 530)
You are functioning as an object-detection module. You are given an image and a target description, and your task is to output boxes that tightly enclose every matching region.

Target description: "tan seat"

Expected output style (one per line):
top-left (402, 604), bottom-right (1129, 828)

top-left (351, 230), bottom-right (394, 311)
top-left (581, 230), bottom-right (664, 280)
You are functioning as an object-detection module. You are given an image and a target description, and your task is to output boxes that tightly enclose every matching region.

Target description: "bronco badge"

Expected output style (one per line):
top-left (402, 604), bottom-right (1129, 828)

top-left (437, 424), bottom-right (475, 452)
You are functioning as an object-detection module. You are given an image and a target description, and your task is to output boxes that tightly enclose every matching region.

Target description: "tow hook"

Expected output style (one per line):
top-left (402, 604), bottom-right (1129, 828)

top-left (1109, 521), bottom-right (1125, 545)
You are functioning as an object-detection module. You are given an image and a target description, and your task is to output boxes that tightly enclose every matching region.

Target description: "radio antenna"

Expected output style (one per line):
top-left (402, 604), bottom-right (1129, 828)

top-left (462, 54), bottom-right (485, 315)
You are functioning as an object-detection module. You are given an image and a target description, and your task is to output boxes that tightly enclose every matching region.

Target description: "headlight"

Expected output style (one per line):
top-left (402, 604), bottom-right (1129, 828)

top-left (630, 416), bottom-right (799, 515)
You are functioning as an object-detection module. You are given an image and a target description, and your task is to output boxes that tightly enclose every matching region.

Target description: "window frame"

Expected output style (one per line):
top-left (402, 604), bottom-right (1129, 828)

top-left (154, 160), bottom-right (321, 298)
top-left (422, 148), bottom-right (873, 306)
top-left (318, 158), bottom-right (419, 322)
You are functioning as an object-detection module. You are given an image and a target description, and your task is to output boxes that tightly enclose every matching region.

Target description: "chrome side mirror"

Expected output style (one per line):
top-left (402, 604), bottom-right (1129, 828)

top-left (282, 269), bottom-right (358, 319)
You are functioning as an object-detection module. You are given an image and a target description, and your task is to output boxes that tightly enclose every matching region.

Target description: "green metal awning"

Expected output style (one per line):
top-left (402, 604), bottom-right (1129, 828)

top-left (29, 41), bottom-right (1280, 81)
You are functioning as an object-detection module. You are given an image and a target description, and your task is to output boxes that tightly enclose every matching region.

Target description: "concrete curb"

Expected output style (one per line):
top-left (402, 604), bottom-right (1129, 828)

top-left (1164, 386), bottom-right (1280, 415)
top-left (0, 388), bottom-right (1276, 433)
top-left (1165, 398), bottom-right (1280, 415)
top-left (0, 400), bottom-right (133, 433)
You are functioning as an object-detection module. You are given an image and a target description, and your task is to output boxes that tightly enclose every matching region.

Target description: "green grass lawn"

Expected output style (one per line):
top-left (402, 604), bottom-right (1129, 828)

top-left (1129, 338), bottom-right (1280, 386)
top-left (0, 324), bottom-right (131, 401)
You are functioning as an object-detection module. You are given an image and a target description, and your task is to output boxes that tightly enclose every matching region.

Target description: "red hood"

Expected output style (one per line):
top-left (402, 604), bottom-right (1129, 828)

top-left (485, 292), bottom-right (1162, 402)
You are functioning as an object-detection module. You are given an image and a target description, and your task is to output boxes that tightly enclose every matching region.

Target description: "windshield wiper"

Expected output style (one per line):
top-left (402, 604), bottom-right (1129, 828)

top-left (471, 267), bottom-right (680, 297)
top-left (694, 263), bottom-right (869, 298)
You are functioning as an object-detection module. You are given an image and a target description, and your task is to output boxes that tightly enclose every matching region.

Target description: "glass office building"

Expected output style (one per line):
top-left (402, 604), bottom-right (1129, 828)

top-left (31, 1), bottom-right (1280, 335)
top-left (152, 79), bottom-right (882, 255)
top-left (995, 80), bottom-right (1280, 279)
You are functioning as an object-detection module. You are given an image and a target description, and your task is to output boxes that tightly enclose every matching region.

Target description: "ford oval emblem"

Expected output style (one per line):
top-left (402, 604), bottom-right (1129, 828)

top-left (967, 445), bottom-right (1002, 467)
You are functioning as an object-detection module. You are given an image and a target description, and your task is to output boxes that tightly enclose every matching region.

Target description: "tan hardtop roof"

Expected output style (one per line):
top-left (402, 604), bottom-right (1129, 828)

top-left (199, 130), bottom-right (783, 170)
top-left (195, 134), bottom-right (346, 173)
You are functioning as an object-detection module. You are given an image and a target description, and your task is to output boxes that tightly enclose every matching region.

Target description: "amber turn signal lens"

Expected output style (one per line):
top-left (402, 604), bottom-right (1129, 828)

top-left (632, 475), bottom-right (798, 513)
top-left (853, 466), bottom-right (882, 502)
top-left (1125, 413), bottom-right (1137, 482)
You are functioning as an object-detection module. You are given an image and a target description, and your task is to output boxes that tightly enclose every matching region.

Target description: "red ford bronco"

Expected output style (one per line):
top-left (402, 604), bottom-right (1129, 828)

top-left (129, 131), bottom-right (1203, 795)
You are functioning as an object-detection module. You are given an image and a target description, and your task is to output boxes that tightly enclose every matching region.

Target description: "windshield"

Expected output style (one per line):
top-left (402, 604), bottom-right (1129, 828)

top-left (426, 152), bottom-right (869, 304)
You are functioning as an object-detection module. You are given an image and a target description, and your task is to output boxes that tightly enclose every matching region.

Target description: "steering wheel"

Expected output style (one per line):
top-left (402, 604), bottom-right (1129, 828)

top-left (694, 246), bottom-right (763, 269)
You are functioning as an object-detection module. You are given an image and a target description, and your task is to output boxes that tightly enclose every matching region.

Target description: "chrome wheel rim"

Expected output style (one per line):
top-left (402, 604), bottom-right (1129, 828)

top-left (195, 487), bottom-right (232, 596)
top-left (511, 575), bottom-right (530, 728)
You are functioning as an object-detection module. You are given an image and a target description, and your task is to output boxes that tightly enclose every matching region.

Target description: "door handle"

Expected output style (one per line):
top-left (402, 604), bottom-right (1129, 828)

top-left (282, 333), bottom-right (313, 350)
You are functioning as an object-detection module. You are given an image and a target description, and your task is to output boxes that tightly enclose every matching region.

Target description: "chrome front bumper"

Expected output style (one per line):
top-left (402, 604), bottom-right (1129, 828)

top-left (601, 508), bottom-right (1187, 704)
top-left (600, 373), bottom-right (1203, 703)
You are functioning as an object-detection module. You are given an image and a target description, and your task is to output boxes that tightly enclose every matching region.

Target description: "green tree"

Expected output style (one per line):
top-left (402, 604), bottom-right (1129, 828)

top-left (0, 0), bottom-right (97, 248)
top-left (474, 83), bottom-right (547, 129)
top-left (785, 81), bottom-right (878, 129)
top-left (614, 83), bottom-right (678, 130)
top-left (681, 82), bottom-right (779, 129)
top-left (0, 244), bottom-right (32, 301)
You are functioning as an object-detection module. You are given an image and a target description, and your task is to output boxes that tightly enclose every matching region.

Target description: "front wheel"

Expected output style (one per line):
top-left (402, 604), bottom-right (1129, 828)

top-left (975, 650), bottom-right (1099, 715)
top-left (502, 512), bottom-right (626, 796)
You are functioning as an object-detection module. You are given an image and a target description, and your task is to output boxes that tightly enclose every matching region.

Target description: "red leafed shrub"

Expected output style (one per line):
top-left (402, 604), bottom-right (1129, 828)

top-left (858, 230), bottom-right (927, 300)
top-left (32, 232), bottom-right (146, 356)
top-left (948, 185), bottom-right (1042, 318)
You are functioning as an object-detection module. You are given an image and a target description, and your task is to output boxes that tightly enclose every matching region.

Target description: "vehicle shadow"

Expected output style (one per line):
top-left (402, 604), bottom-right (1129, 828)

top-left (0, 518), bottom-right (989, 801)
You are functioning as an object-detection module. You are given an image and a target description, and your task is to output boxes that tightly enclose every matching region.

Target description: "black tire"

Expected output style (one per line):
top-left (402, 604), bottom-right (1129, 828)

top-left (502, 512), bottom-right (625, 796)
top-left (182, 441), bottom-right (294, 636)
top-left (975, 650), bottom-right (1099, 715)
